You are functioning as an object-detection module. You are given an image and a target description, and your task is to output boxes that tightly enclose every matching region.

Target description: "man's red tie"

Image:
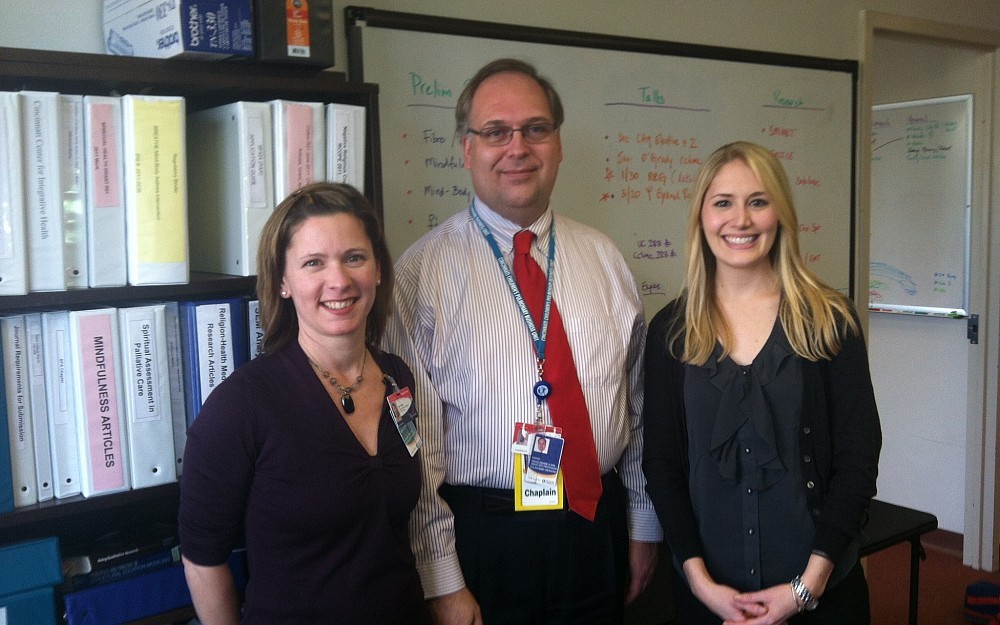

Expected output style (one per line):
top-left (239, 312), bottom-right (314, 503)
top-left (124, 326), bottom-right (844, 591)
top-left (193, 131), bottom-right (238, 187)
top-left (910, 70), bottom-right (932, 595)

top-left (512, 229), bottom-right (602, 521)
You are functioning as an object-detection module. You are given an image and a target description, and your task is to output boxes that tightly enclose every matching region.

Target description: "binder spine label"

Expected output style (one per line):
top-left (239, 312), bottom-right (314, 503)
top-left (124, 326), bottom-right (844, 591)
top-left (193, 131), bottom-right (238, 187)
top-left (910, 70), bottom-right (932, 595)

top-left (126, 316), bottom-right (165, 422)
top-left (26, 96), bottom-right (54, 242)
top-left (0, 102), bottom-right (16, 261)
top-left (129, 98), bottom-right (186, 264)
top-left (195, 303), bottom-right (236, 403)
top-left (248, 299), bottom-right (263, 359)
top-left (286, 102), bottom-right (316, 191)
top-left (90, 102), bottom-right (123, 209)
top-left (246, 111), bottom-right (268, 208)
top-left (78, 314), bottom-right (127, 490)
top-left (6, 322), bottom-right (28, 451)
top-left (53, 326), bottom-right (71, 422)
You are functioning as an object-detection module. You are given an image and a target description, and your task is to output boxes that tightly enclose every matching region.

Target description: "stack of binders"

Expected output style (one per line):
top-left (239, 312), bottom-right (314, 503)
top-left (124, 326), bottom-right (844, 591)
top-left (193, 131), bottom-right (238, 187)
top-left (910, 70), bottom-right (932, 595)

top-left (0, 537), bottom-right (63, 625)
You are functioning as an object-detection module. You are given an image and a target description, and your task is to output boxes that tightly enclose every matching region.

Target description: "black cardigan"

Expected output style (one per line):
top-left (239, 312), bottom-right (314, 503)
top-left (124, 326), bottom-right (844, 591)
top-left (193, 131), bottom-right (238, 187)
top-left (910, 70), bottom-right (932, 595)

top-left (641, 299), bottom-right (882, 568)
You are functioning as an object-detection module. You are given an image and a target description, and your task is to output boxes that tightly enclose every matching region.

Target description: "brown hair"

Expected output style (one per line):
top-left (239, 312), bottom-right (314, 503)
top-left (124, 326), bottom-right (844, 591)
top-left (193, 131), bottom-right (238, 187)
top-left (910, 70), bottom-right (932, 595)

top-left (256, 182), bottom-right (394, 353)
top-left (454, 58), bottom-right (565, 135)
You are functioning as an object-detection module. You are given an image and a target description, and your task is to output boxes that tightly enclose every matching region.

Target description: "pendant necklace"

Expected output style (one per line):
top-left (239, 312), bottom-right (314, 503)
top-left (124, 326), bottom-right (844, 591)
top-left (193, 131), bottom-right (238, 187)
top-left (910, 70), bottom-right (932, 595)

top-left (308, 348), bottom-right (368, 415)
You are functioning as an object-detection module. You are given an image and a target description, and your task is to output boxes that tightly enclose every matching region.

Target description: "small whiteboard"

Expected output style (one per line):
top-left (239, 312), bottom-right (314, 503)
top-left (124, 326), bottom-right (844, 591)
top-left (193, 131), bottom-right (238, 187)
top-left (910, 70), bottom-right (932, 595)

top-left (869, 95), bottom-right (972, 317)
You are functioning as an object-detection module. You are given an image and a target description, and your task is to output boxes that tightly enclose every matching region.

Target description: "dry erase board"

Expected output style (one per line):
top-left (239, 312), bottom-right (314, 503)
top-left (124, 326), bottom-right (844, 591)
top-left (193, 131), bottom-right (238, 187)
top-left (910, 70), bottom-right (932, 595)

top-left (869, 95), bottom-right (972, 317)
top-left (347, 8), bottom-right (857, 315)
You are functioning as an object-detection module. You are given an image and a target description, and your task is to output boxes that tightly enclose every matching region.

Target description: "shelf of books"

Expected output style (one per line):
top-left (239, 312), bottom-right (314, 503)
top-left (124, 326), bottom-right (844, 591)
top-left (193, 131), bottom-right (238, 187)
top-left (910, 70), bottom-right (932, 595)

top-left (0, 42), bottom-right (381, 624)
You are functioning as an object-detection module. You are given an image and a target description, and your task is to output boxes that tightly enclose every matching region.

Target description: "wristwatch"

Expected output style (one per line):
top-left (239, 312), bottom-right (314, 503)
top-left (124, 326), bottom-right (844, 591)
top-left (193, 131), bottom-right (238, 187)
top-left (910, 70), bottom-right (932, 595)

top-left (790, 575), bottom-right (819, 612)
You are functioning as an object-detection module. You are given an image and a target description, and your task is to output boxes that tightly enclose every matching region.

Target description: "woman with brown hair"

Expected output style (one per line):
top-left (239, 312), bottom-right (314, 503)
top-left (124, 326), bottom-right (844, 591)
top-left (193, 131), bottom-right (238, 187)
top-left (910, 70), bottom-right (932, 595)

top-left (180, 182), bottom-right (427, 625)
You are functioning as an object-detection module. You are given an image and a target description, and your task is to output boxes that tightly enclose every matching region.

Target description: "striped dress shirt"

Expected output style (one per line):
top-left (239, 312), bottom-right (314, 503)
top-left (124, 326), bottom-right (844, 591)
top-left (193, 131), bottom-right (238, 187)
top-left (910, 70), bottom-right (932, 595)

top-left (383, 198), bottom-right (662, 599)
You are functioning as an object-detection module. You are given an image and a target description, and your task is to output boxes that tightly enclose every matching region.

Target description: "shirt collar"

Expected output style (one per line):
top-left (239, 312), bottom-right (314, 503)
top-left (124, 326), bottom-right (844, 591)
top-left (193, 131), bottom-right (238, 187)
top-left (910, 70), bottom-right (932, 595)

top-left (471, 196), bottom-right (554, 255)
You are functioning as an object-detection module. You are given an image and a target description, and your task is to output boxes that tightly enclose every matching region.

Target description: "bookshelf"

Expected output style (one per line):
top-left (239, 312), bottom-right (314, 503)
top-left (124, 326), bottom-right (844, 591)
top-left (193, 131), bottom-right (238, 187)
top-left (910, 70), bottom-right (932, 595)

top-left (0, 46), bottom-right (382, 622)
top-left (0, 46), bottom-right (383, 213)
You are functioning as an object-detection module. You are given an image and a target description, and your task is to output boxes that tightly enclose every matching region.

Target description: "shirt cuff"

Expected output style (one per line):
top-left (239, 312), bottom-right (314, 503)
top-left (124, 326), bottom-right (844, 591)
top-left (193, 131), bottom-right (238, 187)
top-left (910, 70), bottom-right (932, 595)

top-left (416, 554), bottom-right (467, 599)
top-left (628, 507), bottom-right (664, 543)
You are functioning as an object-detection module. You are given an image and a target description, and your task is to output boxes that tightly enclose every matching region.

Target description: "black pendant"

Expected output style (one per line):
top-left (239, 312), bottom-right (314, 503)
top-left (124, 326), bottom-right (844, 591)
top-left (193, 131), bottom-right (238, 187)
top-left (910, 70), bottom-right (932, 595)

top-left (341, 394), bottom-right (356, 415)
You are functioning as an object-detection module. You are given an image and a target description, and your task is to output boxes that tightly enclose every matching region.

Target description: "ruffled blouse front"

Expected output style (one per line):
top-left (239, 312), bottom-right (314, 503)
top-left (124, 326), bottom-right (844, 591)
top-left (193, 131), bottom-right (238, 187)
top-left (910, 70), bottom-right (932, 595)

top-left (683, 318), bottom-right (816, 590)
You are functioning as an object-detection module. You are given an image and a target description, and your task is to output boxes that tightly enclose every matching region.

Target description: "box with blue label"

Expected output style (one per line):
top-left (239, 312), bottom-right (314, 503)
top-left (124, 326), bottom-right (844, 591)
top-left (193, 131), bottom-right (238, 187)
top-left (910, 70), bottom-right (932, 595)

top-left (103, 0), bottom-right (255, 59)
top-left (0, 537), bottom-right (61, 625)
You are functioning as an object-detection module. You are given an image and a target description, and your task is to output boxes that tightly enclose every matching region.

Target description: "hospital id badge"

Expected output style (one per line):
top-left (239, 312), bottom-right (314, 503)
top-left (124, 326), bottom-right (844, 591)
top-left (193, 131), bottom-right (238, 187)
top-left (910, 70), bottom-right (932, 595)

top-left (511, 422), bottom-right (562, 455)
top-left (386, 387), bottom-right (422, 456)
top-left (514, 453), bottom-right (564, 511)
top-left (524, 433), bottom-right (564, 486)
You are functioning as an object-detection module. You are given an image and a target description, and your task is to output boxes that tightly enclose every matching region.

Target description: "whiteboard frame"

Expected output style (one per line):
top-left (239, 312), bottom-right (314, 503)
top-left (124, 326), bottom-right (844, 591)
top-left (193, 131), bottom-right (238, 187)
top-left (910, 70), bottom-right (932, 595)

top-left (870, 94), bottom-right (973, 318)
top-left (346, 6), bottom-right (859, 303)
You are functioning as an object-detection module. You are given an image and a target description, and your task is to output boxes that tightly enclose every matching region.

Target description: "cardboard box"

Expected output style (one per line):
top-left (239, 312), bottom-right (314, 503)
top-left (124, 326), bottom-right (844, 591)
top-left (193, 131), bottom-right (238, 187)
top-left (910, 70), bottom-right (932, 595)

top-left (103, 0), bottom-right (255, 59)
top-left (254, 0), bottom-right (333, 68)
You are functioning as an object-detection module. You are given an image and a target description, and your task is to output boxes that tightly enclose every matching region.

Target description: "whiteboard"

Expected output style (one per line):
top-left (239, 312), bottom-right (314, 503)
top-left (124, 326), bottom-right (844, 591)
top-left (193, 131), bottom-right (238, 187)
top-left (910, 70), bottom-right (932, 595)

top-left (347, 8), bottom-right (857, 315)
top-left (869, 95), bottom-right (972, 317)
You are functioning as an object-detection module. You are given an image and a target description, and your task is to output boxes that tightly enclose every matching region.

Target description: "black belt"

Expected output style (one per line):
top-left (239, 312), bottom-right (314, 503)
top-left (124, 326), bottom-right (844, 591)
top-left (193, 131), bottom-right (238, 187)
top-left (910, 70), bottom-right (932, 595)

top-left (439, 470), bottom-right (622, 516)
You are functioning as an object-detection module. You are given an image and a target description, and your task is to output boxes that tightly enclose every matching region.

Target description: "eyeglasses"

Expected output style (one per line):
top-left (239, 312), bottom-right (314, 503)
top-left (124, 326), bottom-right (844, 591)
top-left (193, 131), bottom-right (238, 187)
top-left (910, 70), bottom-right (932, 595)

top-left (466, 122), bottom-right (558, 146)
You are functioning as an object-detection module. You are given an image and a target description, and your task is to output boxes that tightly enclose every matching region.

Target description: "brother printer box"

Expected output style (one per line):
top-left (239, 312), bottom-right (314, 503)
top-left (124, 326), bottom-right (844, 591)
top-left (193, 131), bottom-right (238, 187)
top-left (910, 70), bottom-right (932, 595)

top-left (103, 0), bottom-right (255, 59)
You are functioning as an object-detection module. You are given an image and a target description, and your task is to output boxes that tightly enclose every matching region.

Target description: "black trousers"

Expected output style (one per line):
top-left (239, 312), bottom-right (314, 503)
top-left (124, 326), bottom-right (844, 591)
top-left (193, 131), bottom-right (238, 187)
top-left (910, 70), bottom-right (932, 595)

top-left (671, 559), bottom-right (871, 625)
top-left (440, 471), bottom-right (629, 625)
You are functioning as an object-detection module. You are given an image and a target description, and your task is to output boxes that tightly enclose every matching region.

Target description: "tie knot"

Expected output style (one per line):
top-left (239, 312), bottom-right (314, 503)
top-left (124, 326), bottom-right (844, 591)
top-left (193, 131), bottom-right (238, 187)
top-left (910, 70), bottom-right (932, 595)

top-left (513, 230), bottom-right (536, 256)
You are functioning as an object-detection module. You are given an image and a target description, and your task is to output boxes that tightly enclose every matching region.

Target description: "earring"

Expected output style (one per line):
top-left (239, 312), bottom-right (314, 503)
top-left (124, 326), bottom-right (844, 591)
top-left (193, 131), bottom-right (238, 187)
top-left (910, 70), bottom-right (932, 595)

top-left (281, 290), bottom-right (288, 297)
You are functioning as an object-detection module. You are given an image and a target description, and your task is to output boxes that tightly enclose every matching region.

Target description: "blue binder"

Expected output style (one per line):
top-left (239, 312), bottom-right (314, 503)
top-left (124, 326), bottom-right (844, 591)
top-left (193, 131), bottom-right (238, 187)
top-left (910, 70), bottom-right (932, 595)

top-left (63, 550), bottom-right (247, 625)
top-left (178, 298), bottom-right (249, 426)
top-left (0, 537), bottom-right (62, 596)
top-left (1, 587), bottom-right (58, 625)
top-left (0, 537), bottom-right (61, 625)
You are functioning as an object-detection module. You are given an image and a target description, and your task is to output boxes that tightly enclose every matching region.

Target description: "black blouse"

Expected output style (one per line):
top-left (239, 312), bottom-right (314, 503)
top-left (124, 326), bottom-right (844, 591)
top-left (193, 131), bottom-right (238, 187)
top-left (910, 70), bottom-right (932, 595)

top-left (684, 318), bottom-right (814, 589)
top-left (642, 299), bottom-right (882, 590)
top-left (180, 341), bottom-right (427, 625)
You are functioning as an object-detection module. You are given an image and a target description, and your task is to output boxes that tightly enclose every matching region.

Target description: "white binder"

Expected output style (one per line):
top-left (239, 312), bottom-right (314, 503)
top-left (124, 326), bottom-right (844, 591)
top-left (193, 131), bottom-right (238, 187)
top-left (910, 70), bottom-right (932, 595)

top-left (68, 308), bottom-right (131, 497)
top-left (118, 304), bottom-right (177, 489)
top-left (83, 95), bottom-right (128, 287)
top-left (187, 101), bottom-right (274, 277)
top-left (41, 310), bottom-right (83, 498)
top-left (0, 92), bottom-right (27, 295)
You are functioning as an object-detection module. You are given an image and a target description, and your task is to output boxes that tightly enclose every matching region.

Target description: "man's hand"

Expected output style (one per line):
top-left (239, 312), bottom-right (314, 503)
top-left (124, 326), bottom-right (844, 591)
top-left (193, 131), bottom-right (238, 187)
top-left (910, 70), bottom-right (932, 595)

top-left (625, 540), bottom-right (660, 604)
top-left (428, 588), bottom-right (483, 625)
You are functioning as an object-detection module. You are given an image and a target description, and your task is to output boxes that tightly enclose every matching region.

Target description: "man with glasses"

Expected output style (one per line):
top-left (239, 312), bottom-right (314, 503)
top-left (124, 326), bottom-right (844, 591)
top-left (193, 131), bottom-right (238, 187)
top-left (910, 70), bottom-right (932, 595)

top-left (385, 58), bottom-right (661, 625)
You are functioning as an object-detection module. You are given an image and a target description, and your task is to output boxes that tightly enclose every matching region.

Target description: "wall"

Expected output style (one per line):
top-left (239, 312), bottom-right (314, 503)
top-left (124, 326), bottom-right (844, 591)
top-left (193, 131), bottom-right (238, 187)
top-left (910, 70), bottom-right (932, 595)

top-left (1, 1), bottom-right (998, 68)
top-left (3, 0), bottom-right (999, 533)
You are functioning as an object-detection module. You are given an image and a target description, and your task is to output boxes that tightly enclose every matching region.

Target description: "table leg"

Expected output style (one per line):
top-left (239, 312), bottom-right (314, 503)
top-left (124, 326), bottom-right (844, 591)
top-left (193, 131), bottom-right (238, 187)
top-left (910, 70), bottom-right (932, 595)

top-left (908, 538), bottom-right (927, 625)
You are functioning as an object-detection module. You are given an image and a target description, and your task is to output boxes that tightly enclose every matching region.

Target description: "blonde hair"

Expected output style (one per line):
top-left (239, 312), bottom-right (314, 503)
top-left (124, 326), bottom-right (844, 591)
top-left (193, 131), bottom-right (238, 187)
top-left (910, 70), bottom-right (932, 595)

top-left (674, 141), bottom-right (858, 365)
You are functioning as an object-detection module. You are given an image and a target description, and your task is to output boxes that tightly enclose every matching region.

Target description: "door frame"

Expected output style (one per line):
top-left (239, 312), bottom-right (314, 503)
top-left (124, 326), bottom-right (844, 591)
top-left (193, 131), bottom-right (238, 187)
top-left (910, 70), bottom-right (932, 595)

top-left (859, 11), bottom-right (1000, 569)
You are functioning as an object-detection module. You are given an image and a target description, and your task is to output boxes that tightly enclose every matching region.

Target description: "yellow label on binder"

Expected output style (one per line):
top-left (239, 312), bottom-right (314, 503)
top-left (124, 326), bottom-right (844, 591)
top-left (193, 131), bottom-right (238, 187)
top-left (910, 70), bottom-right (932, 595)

top-left (128, 98), bottom-right (186, 264)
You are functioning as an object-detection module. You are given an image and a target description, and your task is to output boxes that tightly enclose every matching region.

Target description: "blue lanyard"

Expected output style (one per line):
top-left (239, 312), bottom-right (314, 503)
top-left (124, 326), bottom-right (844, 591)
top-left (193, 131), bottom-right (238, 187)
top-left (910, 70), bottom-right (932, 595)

top-left (469, 203), bottom-right (556, 364)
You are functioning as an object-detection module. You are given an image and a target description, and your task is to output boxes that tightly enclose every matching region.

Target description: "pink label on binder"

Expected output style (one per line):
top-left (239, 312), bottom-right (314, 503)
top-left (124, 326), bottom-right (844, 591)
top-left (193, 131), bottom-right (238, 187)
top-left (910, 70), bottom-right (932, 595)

top-left (286, 102), bottom-right (316, 190)
top-left (89, 102), bottom-right (122, 209)
top-left (78, 313), bottom-right (126, 490)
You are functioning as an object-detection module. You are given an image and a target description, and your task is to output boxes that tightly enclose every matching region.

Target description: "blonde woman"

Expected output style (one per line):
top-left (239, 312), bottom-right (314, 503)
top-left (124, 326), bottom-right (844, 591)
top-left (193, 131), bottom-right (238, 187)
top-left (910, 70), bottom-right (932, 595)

top-left (642, 142), bottom-right (881, 624)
